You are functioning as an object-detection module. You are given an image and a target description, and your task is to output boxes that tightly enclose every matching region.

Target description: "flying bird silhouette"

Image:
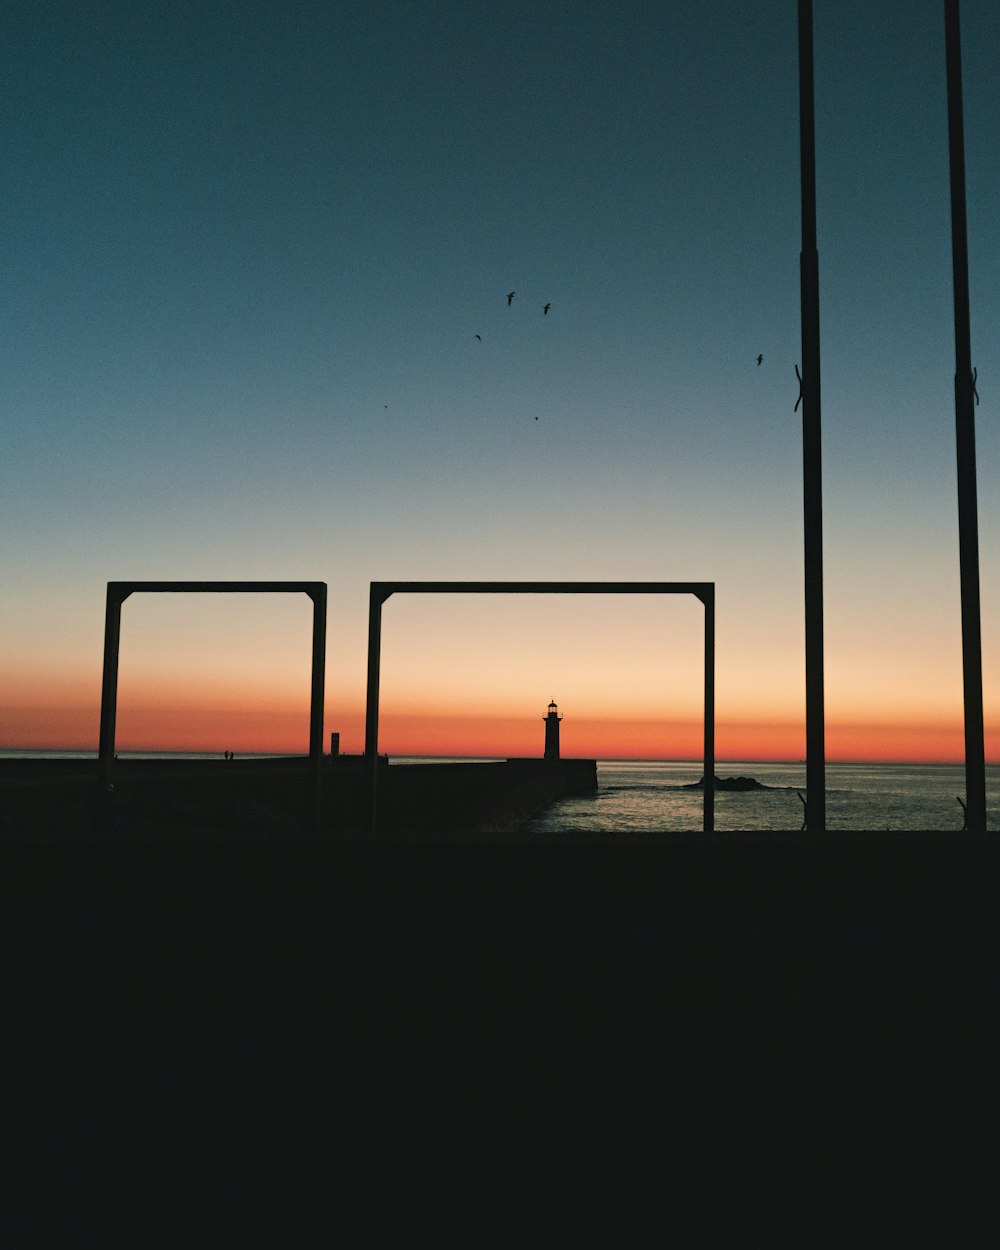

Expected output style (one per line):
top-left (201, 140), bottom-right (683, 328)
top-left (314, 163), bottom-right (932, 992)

top-left (506, 291), bottom-right (515, 306)
top-left (756, 354), bottom-right (763, 366)
top-left (543, 303), bottom-right (551, 315)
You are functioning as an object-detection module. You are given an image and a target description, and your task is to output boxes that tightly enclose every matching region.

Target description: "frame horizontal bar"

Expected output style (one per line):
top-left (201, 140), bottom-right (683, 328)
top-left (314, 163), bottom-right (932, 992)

top-left (107, 581), bottom-right (326, 602)
top-left (373, 580), bottom-right (713, 605)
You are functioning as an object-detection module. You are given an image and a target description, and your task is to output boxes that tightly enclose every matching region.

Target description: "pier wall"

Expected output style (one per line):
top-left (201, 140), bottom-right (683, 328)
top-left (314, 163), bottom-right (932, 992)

top-left (0, 756), bottom-right (597, 837)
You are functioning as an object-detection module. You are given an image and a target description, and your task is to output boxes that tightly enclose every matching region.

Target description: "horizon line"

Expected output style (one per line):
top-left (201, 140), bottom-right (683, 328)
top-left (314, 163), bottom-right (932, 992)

top-left (4, 746), bottom-right (998, 769)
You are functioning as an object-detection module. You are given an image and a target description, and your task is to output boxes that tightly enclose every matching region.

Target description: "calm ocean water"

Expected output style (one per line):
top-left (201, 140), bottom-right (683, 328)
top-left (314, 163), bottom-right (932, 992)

top-left (520, 760), bottom-right (1000, 833)
top-left (3, 752), bottom-right (997, 832)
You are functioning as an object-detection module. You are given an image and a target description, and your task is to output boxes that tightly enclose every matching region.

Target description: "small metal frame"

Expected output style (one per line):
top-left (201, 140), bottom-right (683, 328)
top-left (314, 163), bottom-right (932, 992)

top-left (98, 581), bottom-right (327, 831)
top-left (365, 581), bottom-right (715, 833)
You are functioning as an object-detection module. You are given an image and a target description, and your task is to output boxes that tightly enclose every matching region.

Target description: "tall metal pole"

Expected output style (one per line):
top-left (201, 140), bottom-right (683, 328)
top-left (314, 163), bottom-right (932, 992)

top-left (944, 0), bottom-right (986, 832)
top-left (798, 0), bottom-right (826, 830)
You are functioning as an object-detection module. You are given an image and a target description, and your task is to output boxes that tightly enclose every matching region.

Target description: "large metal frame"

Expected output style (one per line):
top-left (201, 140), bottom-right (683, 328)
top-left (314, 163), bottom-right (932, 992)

top-left (98, 581), bottom-right (327, 831)
top-left (364, 581), bottom-right (715, 834)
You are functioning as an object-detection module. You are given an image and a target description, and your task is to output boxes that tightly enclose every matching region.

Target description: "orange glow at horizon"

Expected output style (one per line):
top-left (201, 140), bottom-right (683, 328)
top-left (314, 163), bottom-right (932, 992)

top-left (0, 703), bottom-right (317, 755)
top-left (3, 685), bottom-right (998, 765)
top-left (3, 703), bottom-right (997, 764)
top-left (372, 712), bottom-right (994, 764)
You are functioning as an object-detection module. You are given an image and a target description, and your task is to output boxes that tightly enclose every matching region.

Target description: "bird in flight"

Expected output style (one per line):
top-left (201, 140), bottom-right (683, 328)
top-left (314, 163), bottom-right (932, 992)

top-left (543, 303), bottom-right (551, 315)
top-left (475, 335), bottom-right (481, 341)
top-left (756, 354), bottom-right (763, 366)
top-left (506, 291), bottom-right (515, 306)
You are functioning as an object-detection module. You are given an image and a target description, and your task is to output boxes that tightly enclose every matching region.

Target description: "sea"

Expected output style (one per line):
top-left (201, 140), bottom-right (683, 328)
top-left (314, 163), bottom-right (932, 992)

top-left (519, 759), bottom-right (1000, 833)
top-left (5, 751), bottom-right (997, 832)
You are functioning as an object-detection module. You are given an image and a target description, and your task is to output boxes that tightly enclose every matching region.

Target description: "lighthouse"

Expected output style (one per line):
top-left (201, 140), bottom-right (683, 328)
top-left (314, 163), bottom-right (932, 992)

top-left (543, 698), bottom-right (563, 760)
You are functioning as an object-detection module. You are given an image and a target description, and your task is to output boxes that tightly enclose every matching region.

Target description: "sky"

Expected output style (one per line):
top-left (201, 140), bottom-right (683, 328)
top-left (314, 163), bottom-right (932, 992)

top-left (2, 0), bottom-right (998, 762)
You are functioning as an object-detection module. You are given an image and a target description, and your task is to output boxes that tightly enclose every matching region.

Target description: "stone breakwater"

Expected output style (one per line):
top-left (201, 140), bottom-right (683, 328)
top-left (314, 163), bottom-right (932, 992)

top-left (0, 756), bottom-right (598, 838)
top-left (375, 759), bottom-right (598, 834)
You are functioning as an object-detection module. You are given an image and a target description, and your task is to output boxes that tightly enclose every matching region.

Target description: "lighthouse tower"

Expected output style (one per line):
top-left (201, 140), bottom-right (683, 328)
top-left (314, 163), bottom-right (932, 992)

top-left (543, 698), bottom-right (563, 760)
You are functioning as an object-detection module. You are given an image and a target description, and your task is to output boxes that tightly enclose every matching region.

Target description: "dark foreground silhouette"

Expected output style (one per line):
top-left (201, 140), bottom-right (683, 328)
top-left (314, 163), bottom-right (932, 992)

top-left (6, 763), bottom-right (998, 1243)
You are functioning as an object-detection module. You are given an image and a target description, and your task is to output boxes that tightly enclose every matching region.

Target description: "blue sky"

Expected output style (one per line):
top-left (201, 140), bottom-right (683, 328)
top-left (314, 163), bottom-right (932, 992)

top-left (2, 0), bottom-right (998, 757)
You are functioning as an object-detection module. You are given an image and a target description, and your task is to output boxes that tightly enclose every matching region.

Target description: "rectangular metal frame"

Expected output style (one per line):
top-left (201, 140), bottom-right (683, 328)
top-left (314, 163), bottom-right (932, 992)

top-left (365, 581), bottom-right (715, 833)
top-left (98, 581), bottom-right (327, 831)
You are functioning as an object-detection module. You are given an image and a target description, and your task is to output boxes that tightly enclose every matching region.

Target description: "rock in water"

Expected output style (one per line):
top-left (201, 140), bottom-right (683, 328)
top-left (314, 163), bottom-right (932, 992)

top-left (684, 775), bottom-right (771, 792)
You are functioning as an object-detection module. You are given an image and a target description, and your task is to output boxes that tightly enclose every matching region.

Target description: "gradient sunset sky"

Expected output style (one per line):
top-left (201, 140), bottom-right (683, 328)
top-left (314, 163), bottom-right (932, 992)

top-left (2, 0), bottom-right (998, 762)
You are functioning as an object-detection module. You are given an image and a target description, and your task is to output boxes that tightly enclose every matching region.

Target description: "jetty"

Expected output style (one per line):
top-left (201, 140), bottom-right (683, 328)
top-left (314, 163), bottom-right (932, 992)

top-left (0, 754), bottom-right (596, 838)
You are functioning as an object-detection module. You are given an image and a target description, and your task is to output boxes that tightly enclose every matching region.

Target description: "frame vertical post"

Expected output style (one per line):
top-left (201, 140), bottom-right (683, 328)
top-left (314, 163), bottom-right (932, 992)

top-left (944, 0), bottom-right (986, 832)
top-left (365, 586), bottom-right (385, 833)
top-left (702, 587), bottom-right (715, 833)
top-left (98, 585), bottom-right (127, 795)
top-left (308, 587), bottom-right (327, 832)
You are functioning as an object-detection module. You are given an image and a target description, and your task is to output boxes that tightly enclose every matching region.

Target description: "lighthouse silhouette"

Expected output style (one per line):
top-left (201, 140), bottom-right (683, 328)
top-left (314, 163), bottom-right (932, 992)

top-left (543, 698), bottom-right (563, 760)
